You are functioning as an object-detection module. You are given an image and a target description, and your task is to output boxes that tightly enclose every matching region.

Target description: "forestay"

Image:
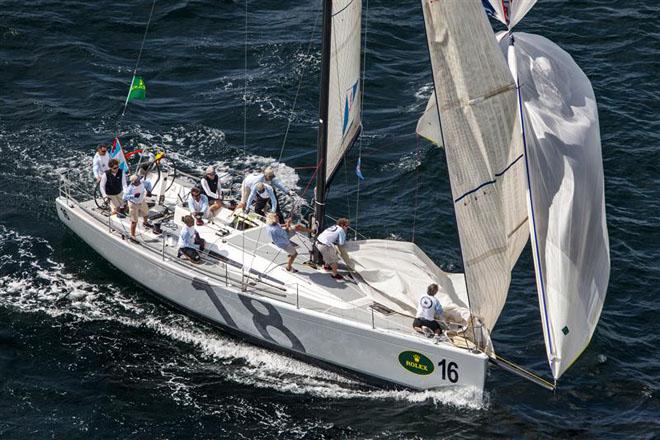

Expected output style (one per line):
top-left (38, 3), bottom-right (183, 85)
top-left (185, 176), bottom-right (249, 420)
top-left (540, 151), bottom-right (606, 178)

top-left (325, 0), bottom-right (362, 182)
top-left (420, 0), bottom-right (529, 332)
top-left (500, 32), bottom-right (610, 379)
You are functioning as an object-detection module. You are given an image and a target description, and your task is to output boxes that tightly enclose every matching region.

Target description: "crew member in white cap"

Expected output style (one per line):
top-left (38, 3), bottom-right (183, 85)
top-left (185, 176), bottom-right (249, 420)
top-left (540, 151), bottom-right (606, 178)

top-left (123, 174), bottom-right (153, 240)
top-left (200, 165), bottom-right (222, 205)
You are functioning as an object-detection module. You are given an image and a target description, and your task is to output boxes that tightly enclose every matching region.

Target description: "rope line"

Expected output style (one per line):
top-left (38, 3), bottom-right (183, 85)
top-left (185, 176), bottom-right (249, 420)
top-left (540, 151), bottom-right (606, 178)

top-left (118, 0), bottom-right (158, 127)
top-left (278, 5), bottom-right (322, 162)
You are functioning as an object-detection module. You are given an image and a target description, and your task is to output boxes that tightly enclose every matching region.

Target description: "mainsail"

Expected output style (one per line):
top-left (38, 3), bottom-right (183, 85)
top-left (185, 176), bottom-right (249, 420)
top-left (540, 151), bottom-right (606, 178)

top-left (324, 0), bottom-right (362, 182)
top-left (419, 0), bottom-right (529, 332)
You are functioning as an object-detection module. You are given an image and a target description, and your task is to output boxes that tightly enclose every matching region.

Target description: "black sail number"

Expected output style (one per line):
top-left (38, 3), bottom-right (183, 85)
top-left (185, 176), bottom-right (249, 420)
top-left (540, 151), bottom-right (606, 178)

top-left (438, 359), bottom-right (459, 383)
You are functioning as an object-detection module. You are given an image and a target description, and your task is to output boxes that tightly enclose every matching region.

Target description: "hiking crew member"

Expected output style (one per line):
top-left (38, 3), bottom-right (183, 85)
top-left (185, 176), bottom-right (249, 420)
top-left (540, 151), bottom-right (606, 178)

top-left (92, 144), bottom-right (109, 182)
top-left (412, 283), bottom-right (444, 337)
top-left (316, 217), bottom-right (350, 280)
top-left (201, 166), bottom-right (221, 204)
top-left (177, 215), bottom-right (206, 263)
top-left (99, 159), bottom-right (127, 217)
top-left (123, 175), bottom-right (153, 239)
top-left (187, 187), bottom-right (221, 226)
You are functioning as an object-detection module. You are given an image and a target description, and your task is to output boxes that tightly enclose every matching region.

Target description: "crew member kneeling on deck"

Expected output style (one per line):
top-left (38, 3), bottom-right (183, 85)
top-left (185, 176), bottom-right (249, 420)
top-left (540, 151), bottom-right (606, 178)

top-left (123, 175), bottom-right (153, 240)
top-left (99, 159), bottom-right (127, 218)
top-left (317, 217), bottom-right (349, 280)
top-left (177, 215), bottom-right (206, 263)
top-left (187, 186), bottom-right (221, 226)
top-left (413, 283), bottom-right (443, 338)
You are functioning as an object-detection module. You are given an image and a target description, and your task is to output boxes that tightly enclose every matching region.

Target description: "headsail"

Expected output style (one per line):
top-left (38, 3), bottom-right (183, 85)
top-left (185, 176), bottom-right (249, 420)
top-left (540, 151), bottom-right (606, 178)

top-left (501, 32), bottom-right (610, 379)
top-left (416, 91), bottom-right (443, 146)
top-left (325, 0), bottom-right (362, 182)
top-left (420, 0), bottom-right (529, 332)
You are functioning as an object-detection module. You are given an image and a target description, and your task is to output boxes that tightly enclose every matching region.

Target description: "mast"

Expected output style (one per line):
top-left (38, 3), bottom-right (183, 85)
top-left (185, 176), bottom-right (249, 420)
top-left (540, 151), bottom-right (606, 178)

top-left (313, 0), bottom-right (333, 263)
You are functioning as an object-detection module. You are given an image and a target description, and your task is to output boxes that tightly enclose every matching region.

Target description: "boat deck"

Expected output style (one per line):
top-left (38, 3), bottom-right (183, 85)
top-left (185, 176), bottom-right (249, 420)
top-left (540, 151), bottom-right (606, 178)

top-left (74, 198), bottom-right (440, 345)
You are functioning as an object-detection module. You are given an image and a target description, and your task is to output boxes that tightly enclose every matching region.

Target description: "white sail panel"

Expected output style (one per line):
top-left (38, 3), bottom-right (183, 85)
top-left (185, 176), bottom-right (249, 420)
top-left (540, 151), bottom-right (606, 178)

top-left (501, 32), bottom-right (610, 379)
top-left (421, 0), bottom-right (529, 331)
top-left (325, 0), bottom-right (362, 182)
top-left (482, 0), bottom-right (537, 28)
top-left (416, 91), bottom-right (444, 146)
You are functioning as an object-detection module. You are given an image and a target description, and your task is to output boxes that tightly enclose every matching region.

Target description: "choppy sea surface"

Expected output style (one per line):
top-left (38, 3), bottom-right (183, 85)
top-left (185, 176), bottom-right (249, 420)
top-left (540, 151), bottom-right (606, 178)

top-left (1, 0), bottom-right (658, 438)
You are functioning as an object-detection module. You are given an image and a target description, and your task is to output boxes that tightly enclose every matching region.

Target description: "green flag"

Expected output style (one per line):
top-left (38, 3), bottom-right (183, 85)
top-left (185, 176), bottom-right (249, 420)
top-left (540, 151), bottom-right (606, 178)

top-left (127, 75), bottom-right (146, 101)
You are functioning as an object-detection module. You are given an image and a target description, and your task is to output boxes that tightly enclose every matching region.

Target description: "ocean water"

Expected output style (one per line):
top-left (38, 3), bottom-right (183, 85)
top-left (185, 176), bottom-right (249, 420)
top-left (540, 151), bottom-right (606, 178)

top-left (0, 0), bottom-right (658, 438)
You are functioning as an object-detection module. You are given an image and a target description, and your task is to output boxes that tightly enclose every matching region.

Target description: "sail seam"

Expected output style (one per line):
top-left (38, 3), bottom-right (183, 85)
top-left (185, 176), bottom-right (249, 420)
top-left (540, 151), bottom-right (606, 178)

top-left (465, 246), bottom-right (507, 267)
top-left (332, 0), bottom-right (355, 17)
top-left (454, 153), bottom-right (524, 203)
top-left (441, 83), bottom-right (516, 112)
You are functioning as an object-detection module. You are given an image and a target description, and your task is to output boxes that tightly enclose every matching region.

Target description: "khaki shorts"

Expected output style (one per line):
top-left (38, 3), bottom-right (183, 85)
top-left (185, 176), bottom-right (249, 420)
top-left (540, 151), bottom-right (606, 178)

top-left (317, 243), bottom-right (338, 265)
top-left (281, 243), bottom-right (297, 257)
top-left (240, 182), bottom-right (250, 204)
top-left (107, 194), bottom-right (124, 211)
top-left (129, 202), bottom-right (149, 222)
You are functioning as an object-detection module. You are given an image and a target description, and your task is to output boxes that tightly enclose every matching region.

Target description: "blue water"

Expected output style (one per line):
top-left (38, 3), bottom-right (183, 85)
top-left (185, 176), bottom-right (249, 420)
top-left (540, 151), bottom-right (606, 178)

top-left (0, 0), bottom-right (658, 438)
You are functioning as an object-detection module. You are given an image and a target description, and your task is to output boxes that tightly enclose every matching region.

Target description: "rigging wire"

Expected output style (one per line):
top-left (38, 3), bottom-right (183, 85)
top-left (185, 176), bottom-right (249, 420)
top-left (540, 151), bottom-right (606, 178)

top-left (277, 5), bottom-right (323, 162)
top-left (354, 0), bottom-right (369, 239)
top-left (411, 135), bottom-right (421, 242)
top-left (241, 0), bottom-right (249, 282)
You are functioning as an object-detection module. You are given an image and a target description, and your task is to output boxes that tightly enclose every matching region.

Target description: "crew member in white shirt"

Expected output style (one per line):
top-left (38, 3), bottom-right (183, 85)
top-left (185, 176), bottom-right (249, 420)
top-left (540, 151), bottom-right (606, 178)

top-left (123, 175), bottom-right (153, 239)
top-left (412, 283), bottom-right (444, 337)
top-left (177, 215), bottom-right (206, 263)
top-left (187, 186), bottom-right (221, 226)
top-left (237, 166), bottom-right (294, 210)
top-left (92, 144), bottom-right (110, 182)
top-left (316, 217), bottom-right (350, 280)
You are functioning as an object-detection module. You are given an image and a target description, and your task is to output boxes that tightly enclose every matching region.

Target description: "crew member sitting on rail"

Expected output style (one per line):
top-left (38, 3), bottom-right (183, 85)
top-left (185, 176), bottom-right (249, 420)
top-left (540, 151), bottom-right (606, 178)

top-left (316, 217), bottom-right (350, 280)
top-left (245, 182), bottom-right (282, 220)
top-left (92, 144), bottom-right (109, 183)
top-left (177, 215), bottom-right (206, 263)
top-left (201, 166), bottom-right (222, 205)
top-left (123, 175), bottom-right (153, 240)
top-left (412, 283), bottom-right (444, 338)
top-left (187, 186), bottom-right (221, 226)
top-left (265, 212), bottom-right (310, 272)
top-left (99, 159), bottom-right (127, 218)
top-left (237, 166), bottom-right (294, 210)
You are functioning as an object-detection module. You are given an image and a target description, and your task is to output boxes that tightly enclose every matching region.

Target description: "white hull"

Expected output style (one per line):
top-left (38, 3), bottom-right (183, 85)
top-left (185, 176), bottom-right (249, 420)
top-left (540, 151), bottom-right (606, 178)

top-left (56, 196), bottom-right (488, 390)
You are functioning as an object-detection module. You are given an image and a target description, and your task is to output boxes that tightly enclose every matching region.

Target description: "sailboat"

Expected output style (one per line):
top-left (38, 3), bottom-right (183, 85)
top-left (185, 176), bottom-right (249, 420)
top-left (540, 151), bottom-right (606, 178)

top-left (55, 0), bottom-right (608, 392)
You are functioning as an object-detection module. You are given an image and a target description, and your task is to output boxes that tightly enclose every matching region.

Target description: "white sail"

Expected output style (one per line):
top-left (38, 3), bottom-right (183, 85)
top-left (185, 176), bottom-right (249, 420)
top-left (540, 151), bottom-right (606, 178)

top-left (420, 0), bottom-right (529, 332)
top-left (501, 32), bottom-right (610, 379)
top-left (416, 91), bottom-right (443, 146)
top-left (325, 0), bottom-right (362, 182)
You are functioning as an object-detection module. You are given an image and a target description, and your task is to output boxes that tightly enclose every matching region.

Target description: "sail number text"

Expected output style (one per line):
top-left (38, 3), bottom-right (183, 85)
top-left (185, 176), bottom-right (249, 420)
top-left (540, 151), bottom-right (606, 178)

top-left (438, 359), bottom-right (459, 383)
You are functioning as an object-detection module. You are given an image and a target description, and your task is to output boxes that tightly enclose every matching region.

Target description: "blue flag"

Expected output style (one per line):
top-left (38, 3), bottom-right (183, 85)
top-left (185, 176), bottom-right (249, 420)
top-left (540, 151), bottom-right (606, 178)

top-left (356, 157), bottom-right (364, 180)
